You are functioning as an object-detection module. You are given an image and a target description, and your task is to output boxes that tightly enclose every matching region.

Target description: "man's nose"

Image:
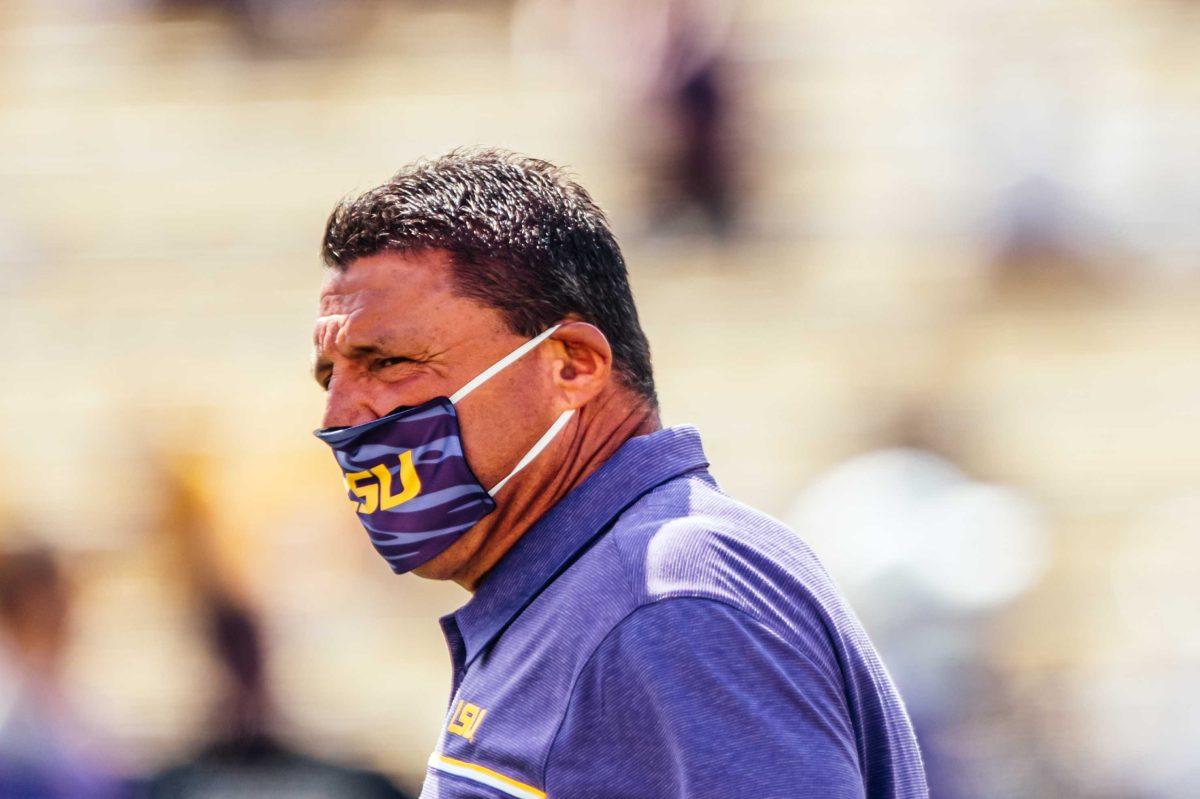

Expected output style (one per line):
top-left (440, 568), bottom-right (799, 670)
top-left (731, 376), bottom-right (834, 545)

top-left (322, 375), bottom-right (381, 429)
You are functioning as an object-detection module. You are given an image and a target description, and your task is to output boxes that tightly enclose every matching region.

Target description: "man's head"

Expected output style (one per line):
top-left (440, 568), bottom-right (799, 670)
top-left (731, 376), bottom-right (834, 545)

top-left (312, 149), bottom-right (657, 582)
top-left (320, 148), bottom-right (654, 400)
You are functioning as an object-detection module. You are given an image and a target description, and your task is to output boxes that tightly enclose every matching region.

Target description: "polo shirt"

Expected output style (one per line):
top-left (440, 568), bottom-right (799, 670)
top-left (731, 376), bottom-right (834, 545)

top-left (420, 426), bottom-right (927, 799)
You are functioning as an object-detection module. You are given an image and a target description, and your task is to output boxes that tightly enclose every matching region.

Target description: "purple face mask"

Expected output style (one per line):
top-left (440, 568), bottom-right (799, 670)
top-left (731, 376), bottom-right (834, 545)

top-left (314, 326), bottom-right (574, 574)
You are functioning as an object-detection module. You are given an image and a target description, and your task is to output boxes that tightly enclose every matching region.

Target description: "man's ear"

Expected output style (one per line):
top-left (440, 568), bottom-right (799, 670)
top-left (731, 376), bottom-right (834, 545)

top-left (548, 322), bottom-right (613, 409)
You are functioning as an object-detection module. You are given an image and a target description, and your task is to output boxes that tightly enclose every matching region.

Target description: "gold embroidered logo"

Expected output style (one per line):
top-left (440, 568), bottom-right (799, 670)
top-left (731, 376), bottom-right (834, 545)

top-left (447, 699), bottom-right (488, 743)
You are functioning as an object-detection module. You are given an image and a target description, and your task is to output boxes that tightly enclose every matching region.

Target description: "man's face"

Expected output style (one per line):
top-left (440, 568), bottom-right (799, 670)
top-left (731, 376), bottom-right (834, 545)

top-left (312, 249), bottom-right (561, 493)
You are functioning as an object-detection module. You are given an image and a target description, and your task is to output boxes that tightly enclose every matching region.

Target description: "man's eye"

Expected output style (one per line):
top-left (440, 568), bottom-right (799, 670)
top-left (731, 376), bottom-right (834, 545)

top-left (374, 356), bottom-right (412, 370)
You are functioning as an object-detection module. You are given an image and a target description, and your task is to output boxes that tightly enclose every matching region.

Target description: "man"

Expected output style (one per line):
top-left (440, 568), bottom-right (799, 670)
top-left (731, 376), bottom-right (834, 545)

top-left (142, 593), bottom-right (410, 799)
top-left (0, 546), bottom-right (125, 798)
top-left (311, 149), bottom-right (927, 798)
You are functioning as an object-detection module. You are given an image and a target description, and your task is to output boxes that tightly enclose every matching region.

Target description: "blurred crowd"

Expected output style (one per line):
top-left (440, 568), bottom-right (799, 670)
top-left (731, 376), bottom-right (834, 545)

top-left (1, 479), bottom-right (412, 798)
top-left (2, 0), bottom-right (1199, 797)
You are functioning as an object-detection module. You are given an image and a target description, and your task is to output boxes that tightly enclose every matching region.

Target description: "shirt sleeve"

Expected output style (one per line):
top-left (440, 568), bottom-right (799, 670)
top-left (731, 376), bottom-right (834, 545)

top-left (544, 597), bottom-right (865, 799)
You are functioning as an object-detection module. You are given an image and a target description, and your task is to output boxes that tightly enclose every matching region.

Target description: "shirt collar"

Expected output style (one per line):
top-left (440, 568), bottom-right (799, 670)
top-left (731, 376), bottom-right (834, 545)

top-left (445, 425), bottom-right (711, 667)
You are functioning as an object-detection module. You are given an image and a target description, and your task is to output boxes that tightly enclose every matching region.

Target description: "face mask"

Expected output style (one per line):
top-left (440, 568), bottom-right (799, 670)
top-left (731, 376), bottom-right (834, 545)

top-left (313, 326), bottom-right (574, 574)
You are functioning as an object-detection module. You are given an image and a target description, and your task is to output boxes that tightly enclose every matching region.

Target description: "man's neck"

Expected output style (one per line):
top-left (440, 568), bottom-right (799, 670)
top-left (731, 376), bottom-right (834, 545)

top-left (450, 390), bottom-right (660, 591)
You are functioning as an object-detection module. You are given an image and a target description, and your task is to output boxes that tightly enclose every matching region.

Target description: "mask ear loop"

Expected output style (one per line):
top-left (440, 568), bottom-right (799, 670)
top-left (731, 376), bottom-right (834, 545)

top-left (487, 408), bottom-right (575, 497)
top-left (445, 324), bottom-right (575, 496)
top-left (449, 324), bottom-right (562, 405)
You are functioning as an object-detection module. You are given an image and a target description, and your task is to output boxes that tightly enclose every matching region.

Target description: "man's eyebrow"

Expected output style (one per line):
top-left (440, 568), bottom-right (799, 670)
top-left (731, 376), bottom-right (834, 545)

top-left (312, 336), bottom-right (420, 381)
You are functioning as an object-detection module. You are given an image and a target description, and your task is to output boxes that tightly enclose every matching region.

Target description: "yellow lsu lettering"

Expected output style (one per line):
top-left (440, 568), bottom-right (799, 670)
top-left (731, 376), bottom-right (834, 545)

top-left (344, 450), bottom-right (422, 514)
top-left (447, 699), bottom-right (488, 743)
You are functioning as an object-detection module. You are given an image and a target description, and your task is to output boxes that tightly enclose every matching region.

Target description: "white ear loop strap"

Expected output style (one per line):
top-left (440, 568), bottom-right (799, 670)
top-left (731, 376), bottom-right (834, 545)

top-left (446, 324), bottom-right (574, 497)
top-left (488, 408), bottom-right (575, 497)
top-left (449, 324), bottom-right (562, 405)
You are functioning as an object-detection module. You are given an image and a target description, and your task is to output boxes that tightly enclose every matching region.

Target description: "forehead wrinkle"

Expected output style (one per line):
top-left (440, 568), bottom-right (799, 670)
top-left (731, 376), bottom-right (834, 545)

top-left (311, 310), bottom-right (358, 359)
top-left (316, 256), bottom-right (467, 359)
top-left (344, 316), bottom-right (420, 352)
top-left (327, 310), bottom-right (433, 366)
top-left (314, 313), bottom-right (349, 326)
top-left (318, 283), bottom-right (369, 313)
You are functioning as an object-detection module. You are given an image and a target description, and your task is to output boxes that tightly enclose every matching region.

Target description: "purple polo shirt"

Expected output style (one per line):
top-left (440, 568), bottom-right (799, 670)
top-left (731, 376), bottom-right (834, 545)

top-left (421, 426), bottom-right (927, 799)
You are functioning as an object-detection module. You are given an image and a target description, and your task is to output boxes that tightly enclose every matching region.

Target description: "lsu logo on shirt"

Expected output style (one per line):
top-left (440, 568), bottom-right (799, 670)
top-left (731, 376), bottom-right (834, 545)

top-left (447, 699), bottom-right (488, 743)
top-left (343, 450), bottom-right (422, 513)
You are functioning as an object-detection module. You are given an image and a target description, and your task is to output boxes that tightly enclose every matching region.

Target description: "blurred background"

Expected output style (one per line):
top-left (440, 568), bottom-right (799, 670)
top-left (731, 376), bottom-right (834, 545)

top-left (1, 0), bottom-right (1198, 796)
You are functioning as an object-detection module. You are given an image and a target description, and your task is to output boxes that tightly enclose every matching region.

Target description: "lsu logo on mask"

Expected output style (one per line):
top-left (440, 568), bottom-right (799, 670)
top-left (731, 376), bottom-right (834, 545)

top-left (343, 450), bottom-right (422, 513)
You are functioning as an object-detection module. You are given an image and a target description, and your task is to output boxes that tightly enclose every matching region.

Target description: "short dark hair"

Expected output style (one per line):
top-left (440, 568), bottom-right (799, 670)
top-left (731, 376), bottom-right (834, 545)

top-left (322, 148), bottom-right (656, 403)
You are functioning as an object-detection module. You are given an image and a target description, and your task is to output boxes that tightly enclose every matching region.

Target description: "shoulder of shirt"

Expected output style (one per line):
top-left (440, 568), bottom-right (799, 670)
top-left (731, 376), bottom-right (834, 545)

top-left (581, 472), bottom-right (854, 656)
top-left (534, 474), bottom-right (863, 785)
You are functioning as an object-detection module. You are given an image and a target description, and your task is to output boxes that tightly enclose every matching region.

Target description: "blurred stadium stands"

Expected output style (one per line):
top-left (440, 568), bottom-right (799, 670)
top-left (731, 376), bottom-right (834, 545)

top-left (0, 0), bottom-right (1198, 796)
